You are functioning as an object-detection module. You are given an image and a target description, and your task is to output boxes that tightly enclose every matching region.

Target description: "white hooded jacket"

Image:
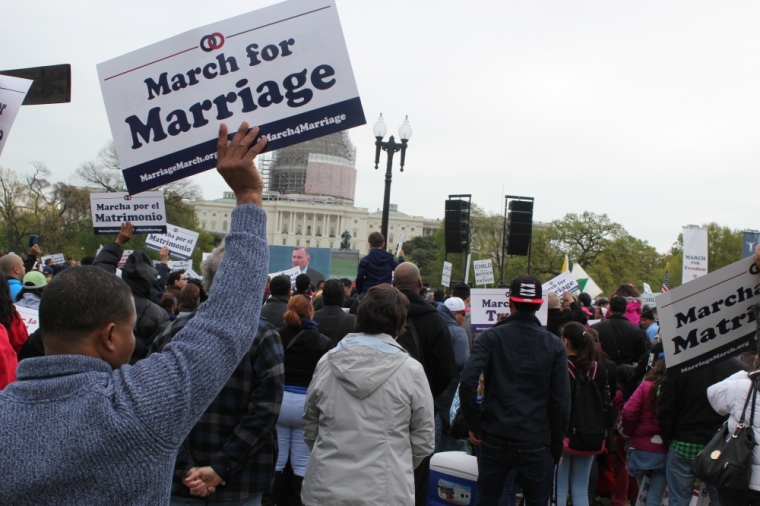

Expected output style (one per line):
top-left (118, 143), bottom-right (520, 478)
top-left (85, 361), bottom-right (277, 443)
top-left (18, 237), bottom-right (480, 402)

top-left (706, 370), bottom-right (760, 491)
top-left (301, 333), bottom-right (435, 505)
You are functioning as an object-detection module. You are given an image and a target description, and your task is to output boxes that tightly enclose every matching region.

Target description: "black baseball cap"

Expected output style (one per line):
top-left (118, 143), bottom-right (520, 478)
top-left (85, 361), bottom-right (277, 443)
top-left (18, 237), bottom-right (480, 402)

top-left (509, 275), bottom-right (544, 304)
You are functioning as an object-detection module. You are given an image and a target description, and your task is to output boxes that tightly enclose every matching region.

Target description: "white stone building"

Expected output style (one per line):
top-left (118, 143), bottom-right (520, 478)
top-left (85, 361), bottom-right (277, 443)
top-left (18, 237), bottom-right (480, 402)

top-left (193, 192), bottom-right (442, 256)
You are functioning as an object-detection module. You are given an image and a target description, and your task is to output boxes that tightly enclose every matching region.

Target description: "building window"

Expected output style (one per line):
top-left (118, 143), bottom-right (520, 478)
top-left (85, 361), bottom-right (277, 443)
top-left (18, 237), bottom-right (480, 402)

top-left (306, 225), bottom-right (311, 235)
top-left (306, 240), bottom-right (311, 246)
top-left (296, 239), bottom-right (300, 246)
top-left (330, 227), bottom-right (335, 237)
top-left (211, 221), bottom-right (216, 231)
top-left (352, 229), bottom-right (357, 238)
top-left (316, 226), bottom-right (321, 236)
top-left (330, 242), bottom-right (333, 248)
top-left (282, 224), bottom-right (288, 234)
top-left (213, 213), bottom-right (216, 217)
top-left (354, 219), bottom-right (358, 223)
top-left (224, 214), bottom-right (228, 217)
top-left (297, 225), bottom-right (302, 234)
top-left (402, 226), bottom-right (406, 230)
top-left (317, 216), bottom-right (322, 221)
top-left (316, 241), bottom-right (320, 247)
top-left (203, 211), bottom-right (207, 216)
top-left (370, 224), bottom-right (373, 228)
top-left (390, 234), bottom-right (394, 243)
top-left (202, 221), bottom-right (206, 229)
top-left (282, 239), bottom-right (287, 245)
top-left (411, 227), bottom-right (415, 231)
top-left (222, 221), bottom-right (227, 232)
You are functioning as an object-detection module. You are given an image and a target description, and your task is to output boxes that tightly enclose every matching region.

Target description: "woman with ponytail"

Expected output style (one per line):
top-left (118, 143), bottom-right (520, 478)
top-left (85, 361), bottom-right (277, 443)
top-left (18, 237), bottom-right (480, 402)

top-left (274, 295), bottom-right (332, 504)
top-left (557, 322), bottom-right (612, 506)
top-left (621, 355), bottom-right (667, 506)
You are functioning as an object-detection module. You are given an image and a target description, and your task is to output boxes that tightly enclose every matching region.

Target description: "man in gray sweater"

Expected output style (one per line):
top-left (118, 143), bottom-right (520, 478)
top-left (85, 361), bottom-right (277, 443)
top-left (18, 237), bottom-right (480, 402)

top-left (0, 122), bottom-right (269, 505)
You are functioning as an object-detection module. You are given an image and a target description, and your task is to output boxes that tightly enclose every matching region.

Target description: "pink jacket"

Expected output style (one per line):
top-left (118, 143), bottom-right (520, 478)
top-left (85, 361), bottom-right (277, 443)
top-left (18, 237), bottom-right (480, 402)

top-left (621, 381), bottom-right (666, 454)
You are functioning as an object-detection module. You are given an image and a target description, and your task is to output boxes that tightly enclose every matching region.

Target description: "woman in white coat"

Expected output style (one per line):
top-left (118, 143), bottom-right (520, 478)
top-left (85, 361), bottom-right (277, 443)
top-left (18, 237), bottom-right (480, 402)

top-left (706, 358), bottom-right (760, 506)
top-left (301, 284), bottom-right (435, 506)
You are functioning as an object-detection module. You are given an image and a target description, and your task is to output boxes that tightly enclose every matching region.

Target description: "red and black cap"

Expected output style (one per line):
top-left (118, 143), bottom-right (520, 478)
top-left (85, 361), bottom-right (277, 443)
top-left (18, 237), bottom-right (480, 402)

top-left (509, 275), bottom-right (544, 304)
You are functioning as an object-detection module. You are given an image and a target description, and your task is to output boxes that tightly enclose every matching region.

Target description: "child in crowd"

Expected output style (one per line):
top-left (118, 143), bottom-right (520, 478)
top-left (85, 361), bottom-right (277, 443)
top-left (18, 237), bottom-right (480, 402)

top-left (355, 232), bottom-right (404, 298)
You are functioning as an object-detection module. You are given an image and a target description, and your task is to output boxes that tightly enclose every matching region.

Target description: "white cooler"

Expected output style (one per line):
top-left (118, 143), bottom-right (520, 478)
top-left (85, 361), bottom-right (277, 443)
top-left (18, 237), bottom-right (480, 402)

top-left (427, 451), bottom-right (478, 506)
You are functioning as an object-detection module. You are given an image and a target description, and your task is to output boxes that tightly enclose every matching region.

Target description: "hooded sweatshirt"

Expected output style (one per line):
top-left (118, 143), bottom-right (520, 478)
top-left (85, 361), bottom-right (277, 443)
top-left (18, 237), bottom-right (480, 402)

top-left (355, 249), bottom-right (404, 295)
top-left (302, 333), bottom-right (434, 506)
top-left (121, 252), bottom-right (169, 362)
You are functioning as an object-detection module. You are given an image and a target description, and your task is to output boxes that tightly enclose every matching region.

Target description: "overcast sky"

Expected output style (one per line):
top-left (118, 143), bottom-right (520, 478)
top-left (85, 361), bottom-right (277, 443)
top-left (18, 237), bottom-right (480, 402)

top-left (3, 0), bottom-right (760, 253)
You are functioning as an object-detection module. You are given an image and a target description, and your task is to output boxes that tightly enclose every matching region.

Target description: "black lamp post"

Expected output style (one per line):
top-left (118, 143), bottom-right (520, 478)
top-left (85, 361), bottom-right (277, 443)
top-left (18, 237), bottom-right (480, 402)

top-left (373, 114), bottom-right (413, 243)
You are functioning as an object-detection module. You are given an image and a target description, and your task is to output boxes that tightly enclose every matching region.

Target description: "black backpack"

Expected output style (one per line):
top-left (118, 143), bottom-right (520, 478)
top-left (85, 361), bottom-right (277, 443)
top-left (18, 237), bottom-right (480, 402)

top-left (397, 319), bottom-right (424, 367)
top-left (567, 360), bottom-right (606, 452)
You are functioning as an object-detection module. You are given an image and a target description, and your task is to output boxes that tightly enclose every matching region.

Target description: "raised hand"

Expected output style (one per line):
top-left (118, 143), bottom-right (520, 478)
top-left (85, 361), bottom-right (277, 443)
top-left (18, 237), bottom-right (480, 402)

top-left (115, 221), bottom-right (133, 246)
top-left (216, 122), bottom-right (268, 207)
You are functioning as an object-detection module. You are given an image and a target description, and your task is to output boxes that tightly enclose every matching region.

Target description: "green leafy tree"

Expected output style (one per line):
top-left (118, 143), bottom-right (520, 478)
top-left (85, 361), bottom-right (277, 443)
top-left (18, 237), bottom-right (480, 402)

top-left (552, 212), bottom-right (626, 268)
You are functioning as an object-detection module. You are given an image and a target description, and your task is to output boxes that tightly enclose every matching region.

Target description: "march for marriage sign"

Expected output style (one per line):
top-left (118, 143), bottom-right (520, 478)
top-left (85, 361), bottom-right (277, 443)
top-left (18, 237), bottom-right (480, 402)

top-left (145, 224), bottom-right (199, 260)
top-left (470, 288), bottom-right (549, 333)
top-left (269, 266), bottom-right (301, 288)
top-left (657, 255), bottom-right (759, 378)
top-left (97, 0), bottom-right (365, 195)
top-left (154, 260), bottom-right (193, 272)
top-left (15, 305), bottom-right (39, 334)
top-left (541, 271), bottom-right (579, 297)
top-left (90, 192), bottom-right (167, 235)
top-left (0, 74), bottom-right (33, 157)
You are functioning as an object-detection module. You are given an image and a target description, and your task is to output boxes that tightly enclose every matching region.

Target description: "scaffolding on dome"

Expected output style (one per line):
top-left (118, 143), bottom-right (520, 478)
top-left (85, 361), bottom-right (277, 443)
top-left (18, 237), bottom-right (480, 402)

top-left (265, 132), bottom-right (357, 199)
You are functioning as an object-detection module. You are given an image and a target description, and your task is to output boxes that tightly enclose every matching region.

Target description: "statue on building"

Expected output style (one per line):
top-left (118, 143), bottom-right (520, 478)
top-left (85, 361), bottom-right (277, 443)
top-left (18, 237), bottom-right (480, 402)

top-left (340, 230), bottom-right (352, 250)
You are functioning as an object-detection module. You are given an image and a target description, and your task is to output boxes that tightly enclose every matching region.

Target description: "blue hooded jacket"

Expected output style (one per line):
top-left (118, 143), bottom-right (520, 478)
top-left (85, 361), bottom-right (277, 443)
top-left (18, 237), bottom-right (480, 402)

top-left (355, 249), bottom-right (404, 295)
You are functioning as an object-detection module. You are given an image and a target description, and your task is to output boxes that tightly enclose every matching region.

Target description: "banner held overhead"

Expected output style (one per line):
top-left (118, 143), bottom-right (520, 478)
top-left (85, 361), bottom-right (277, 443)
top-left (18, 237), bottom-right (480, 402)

top-left (97, 0), bottom-right (365, 195)
top-left (682, 226), bottom-right (708, 283)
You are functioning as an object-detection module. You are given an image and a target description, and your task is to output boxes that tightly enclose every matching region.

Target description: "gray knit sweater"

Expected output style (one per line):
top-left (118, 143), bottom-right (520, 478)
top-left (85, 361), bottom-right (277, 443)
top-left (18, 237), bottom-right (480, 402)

top-left (0, 204), bottom-right (268, 505)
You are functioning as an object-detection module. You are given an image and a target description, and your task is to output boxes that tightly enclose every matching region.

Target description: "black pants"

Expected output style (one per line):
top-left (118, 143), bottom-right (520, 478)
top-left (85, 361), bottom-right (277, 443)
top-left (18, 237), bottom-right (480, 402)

top-left (719, 487), bottom-right (760, 506)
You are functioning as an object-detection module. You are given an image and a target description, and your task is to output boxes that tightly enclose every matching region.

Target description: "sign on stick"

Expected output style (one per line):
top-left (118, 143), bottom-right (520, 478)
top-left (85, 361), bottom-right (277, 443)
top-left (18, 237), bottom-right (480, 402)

top-left (15, 305), bottom-right (39, 334)
top-left (0, 74), bottom-right (33, 157)
top-left (269, 266), bottom-right (301, 289)
top-left (90, 191), bottom-right (167, 235)
top-left (473, 259), bottom-right (494, 286)
top-left (41, 253), bottom-right (65, 266)
top-left (657, 256), bottom-right (759, 378)
top-left (97, 0), bottom-right (365, 194)
top-left (145, 224), bottom-right (199, 260)
top-left (441, 261), bottom-right (452, 288)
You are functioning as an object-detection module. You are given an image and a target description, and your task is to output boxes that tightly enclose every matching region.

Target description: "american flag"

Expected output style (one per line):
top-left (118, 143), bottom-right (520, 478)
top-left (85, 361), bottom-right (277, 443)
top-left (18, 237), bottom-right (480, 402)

top-left (662, 269), bottom-right (669, 293)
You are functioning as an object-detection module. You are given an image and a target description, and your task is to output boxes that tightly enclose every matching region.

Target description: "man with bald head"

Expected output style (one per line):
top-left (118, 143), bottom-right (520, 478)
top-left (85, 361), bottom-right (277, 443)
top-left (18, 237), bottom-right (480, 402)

top-left (393, 262), bottom-right (454, 506)
top-left (0, 254), bottom-right (26, 301)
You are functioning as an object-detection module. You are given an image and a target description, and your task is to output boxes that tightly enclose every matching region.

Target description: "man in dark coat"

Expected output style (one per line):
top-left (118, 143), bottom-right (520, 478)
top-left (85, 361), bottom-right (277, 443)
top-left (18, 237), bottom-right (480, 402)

top-left (93, 222), bottom-right (169, 363)
top-left (260, 274), bottom-right (290, 328)
top-left (313, 279), bottom-right (356, 347)
top-left (392, 262), bottom-right (454, 506)
top-left (591, 295), bottom-right (648, 365)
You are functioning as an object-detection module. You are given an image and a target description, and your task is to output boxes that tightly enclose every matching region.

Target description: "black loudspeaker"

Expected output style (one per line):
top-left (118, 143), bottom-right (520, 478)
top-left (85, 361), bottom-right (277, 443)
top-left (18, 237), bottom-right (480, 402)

top-left (506, 200), bottom-right (533, 256)
top-left (445, 200), bottom-right (470, 254)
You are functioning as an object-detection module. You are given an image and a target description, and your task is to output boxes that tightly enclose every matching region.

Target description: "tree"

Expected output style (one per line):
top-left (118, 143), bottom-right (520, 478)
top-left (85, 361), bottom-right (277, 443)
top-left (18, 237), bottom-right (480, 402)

top-left (552, 212), bottom-right (626, 268)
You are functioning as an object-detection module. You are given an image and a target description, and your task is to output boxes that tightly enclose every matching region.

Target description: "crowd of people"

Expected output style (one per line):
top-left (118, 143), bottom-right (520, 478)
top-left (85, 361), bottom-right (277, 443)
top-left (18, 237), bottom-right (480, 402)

top-left (0, 122), bottom-right (758, 506)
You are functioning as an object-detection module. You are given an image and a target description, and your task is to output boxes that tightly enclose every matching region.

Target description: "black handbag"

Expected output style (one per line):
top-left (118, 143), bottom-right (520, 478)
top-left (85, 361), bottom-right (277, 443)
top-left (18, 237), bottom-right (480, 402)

top-left (690, 372), bottom-right (758, 489)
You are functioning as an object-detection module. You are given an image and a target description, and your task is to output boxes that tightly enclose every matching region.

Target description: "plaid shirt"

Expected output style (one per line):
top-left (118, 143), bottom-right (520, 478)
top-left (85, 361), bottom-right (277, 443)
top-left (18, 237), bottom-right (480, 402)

top-left (153, 312), bottom-right (284, 502)
top-left (672, 440), bottom-right (706, 461)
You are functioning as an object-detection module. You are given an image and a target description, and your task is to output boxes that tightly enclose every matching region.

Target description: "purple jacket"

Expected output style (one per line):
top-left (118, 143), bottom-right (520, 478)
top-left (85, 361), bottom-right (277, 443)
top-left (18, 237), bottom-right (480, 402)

top-left (621, 380), bottom-right (667, 454)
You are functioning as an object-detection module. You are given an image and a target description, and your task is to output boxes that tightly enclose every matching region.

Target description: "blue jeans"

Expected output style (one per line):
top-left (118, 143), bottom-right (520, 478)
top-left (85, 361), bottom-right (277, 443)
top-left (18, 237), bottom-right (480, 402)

top-left (275, 391), bottom-right (310, 476)
top-left (665, 445), bottom-right (720, 506)
top-left (557, 452), bottom-right (594, 506)
top-left (628, 449), bottom-right (667, 506)
top-left (169, 493), bottom-right (262, 506)
top-left (476, 433), bottom-right (553, 506)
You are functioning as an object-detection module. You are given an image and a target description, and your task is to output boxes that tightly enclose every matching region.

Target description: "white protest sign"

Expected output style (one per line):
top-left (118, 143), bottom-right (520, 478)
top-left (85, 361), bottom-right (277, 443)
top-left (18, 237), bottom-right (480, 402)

top-left (97, 0), bottom-right (365, 195)
top-left (0, 75), bottom-right (33, 157)
top-left (145, 224), bottom-right (199, 260)
top-left (119, 250), bottom-right (134, 267)
top-left (396, 229), bottom-right (406, 257)
top-left (441, 261), bottom-right (453, 288)
top-left (202, 252), bottom-right (212, 262)
top-left (470, 288), bottom-right (548, 333)
top-left (473, 259), bottom-right (494, 286)
top-left (185, 268), bottom-right (203, 280)
top-left (643, 282), bottom-right (653, 294)
top-left (14, 305), bottom-right (39, 334)
top-left (269, 266), bottom-right (301, 288)
top-left (657, 255), bottom-right (759, 379)
top-left (682, 226), bottom-right (708, 282)
top-left (90, 191), bottom-right (167, 235)
top-left (41, 253), bottom-right (65, 266)
top-left (641, 292), bottom-right (659, 308)
top-left (542, 271), bottom-right (579, 296)
top-left (155, 260), bottom-right (193, 272)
